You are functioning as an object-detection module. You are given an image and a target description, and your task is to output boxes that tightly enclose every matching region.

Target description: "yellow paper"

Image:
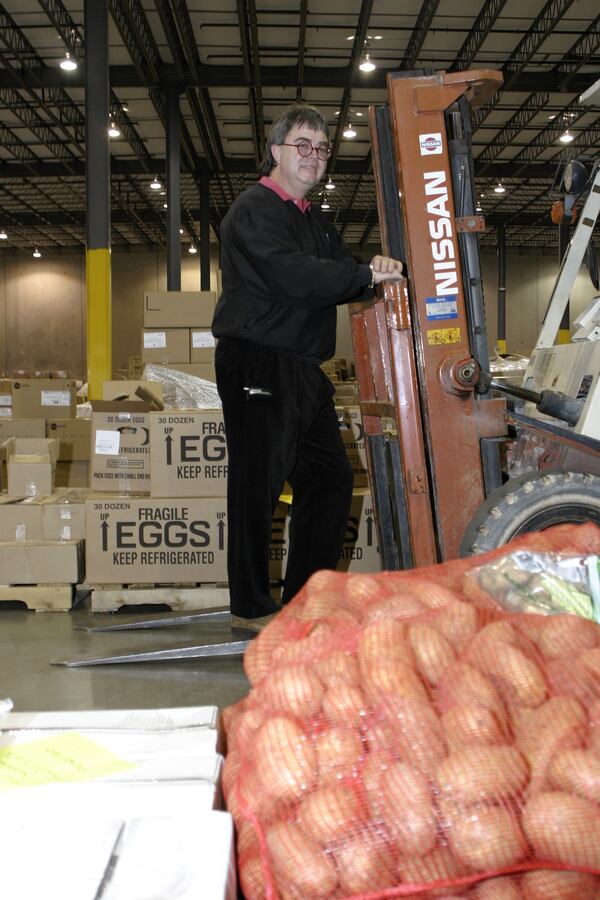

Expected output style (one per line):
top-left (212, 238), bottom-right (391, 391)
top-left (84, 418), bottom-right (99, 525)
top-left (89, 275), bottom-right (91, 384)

top-left (0, 732), bottom-right (135, 791)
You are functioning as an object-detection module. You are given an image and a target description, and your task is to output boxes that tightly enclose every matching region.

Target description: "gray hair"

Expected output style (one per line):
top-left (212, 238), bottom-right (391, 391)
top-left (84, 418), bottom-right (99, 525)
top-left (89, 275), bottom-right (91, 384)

top-left (260, 104), bottom-right (329, 175)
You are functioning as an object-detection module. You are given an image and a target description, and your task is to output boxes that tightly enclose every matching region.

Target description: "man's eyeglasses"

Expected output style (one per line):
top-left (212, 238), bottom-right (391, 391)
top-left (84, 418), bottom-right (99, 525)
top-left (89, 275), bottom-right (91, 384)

top-left (279, 139), bottom-right (331, 161)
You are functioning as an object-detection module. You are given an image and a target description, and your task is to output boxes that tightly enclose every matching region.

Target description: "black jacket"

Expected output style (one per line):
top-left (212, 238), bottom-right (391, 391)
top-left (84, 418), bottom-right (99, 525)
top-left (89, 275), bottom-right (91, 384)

top-left (211, 183), bottom-right (373, 364)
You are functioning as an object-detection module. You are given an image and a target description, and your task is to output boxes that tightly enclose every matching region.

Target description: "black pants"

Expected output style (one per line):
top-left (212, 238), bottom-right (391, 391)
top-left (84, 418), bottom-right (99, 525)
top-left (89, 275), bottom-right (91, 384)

top-left (215, 337), bottom-right (354, 618)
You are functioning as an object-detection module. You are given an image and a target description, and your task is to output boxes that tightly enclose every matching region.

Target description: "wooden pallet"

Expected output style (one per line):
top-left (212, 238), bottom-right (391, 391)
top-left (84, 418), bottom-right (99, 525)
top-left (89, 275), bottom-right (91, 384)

top-left (86, 583), bottom-right (231, 613)
top-left (0, 584), bottom-right (74, 612)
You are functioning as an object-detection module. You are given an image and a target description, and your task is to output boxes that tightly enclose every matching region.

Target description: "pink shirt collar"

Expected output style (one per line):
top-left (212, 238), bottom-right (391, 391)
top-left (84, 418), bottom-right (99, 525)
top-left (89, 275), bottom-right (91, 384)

top-left (259, 176), bottom-right (311, 214)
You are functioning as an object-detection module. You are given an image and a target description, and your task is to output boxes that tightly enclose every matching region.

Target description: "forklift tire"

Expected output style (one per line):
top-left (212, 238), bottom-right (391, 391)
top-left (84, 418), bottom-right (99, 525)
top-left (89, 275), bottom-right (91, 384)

top-left (459, 470), bottom-right (600, 556)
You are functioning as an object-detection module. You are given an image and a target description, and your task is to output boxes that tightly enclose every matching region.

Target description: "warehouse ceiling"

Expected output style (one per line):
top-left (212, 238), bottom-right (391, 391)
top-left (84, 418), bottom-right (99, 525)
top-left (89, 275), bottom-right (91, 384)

top-left (0, 0), bottom-right (599, 254)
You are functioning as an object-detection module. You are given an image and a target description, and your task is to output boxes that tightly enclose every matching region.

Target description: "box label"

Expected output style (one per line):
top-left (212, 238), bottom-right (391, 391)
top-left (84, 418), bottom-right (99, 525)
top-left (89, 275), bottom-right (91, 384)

top-left (192, 332), bottom-right (216, 349)
top-left (143, 332), bottom-right (167, 349)
top-left (95, 430), bottom-right (121, 455)
top-left (0, 394), bottom-right (11, 407)
top-left (85, 497), bottom-right (227, 583)
top-left (41, 391), bottom-right (71, 407)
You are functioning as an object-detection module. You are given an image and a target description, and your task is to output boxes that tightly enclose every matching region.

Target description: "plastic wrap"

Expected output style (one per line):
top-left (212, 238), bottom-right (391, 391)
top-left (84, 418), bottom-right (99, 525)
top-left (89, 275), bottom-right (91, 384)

top-left (141, 364), bottom-right (221, 410)
top-left (506, 430), bottom-right (556, 478)
top-left (467, 551), bottom-right (600, 620)
top-left (222, 523), bottom-right (600, 900)
top-left (489, 352), bottom-right (529, 385)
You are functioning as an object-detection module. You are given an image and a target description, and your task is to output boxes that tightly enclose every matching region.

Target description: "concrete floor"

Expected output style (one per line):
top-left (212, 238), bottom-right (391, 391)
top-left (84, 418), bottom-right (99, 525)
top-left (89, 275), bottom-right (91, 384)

top-left (0, 595), bottom-right (250, 715)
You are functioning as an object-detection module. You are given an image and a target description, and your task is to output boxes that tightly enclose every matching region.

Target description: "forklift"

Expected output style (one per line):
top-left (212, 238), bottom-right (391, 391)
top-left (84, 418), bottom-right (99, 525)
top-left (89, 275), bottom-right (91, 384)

top-left (55, 69), bottom-right (600, 667)
top-left (352, 69), bottom-right (600, 569)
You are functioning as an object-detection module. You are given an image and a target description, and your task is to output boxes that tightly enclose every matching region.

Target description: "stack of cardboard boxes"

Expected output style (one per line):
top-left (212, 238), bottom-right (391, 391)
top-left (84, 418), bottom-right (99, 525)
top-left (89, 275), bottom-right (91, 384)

top-left (0, 706), bottom-right (236, 898)
top-left (0, 378), bottom-right (86, 586)
top-left (141, 290), bottom-right (218, 382)
top-left (0, 354), bottom-right (379, 592)
top-left (85, 406), bottom-right (230, 586)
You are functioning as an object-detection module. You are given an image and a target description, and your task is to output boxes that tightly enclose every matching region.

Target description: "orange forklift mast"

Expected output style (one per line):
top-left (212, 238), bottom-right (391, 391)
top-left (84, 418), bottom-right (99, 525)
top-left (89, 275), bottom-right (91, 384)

top-left (351, 69), bottom-right (508, 568)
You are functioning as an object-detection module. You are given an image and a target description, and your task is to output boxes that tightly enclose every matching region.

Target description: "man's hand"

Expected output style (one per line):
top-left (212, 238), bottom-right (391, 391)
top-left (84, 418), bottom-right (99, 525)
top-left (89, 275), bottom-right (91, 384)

top-left (370, 255), bottom-right (404, 285)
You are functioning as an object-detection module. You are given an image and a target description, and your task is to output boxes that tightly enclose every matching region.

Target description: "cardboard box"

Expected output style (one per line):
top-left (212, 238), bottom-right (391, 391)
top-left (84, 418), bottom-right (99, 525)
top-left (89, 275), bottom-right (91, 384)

top-left (0, 812), bottom-right (236, 900)
top-left (333, 383), bottom-right (359, 406)
top-left (4, 437), bottom-right (60, 497)
top-left (337, 404), bottom-right (368, 487)
top-left (90, 402), bottom-right (151, 494)
top-left (128, 356), bottom-right (144, 379)
top-left (269, 489), bottom-right (380, 579)
top-left (149, 410), bottom-right (227, 498)
top-left (85, 495), bottom-right (228, 584)
top-left (143, 290), bottom-right (216, 328)
top-left (0, 697), bottom-right (234, 899)
top-left (102, 380), bottom-right (164, 405)
top-left (0, 498), bottom-right (44, 541)
top-left (41, 489), bottom-right (87, 541)
top-left (0, 539), bottom-right (83, 583)
top-left (46, 418), bottom-right (91, 460)
top-left (141, 328), bottom-right (190, 365)
top-left (55, 460), bottom-right (90, 488)
top-left (190, 329), bottom-right (216, 363)
top-left (0, 418), bottom-right (46, 442)
top-left (11, 378), bottom-right (76, 419)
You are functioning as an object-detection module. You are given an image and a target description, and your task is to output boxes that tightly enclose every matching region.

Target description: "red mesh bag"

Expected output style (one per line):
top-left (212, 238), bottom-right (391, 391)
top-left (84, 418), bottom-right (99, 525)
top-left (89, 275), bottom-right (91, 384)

top-left (221, 523), bottom-right (600, 899)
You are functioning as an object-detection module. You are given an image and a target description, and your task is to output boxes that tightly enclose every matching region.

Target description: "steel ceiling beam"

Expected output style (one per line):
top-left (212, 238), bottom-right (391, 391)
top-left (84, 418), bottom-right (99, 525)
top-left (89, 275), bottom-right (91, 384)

top-left (296, 0), bottom-right (308, 103)
top-left (329, 0), bottom-right (374, 170)
top-left (3, 205), bottom-right (571, 232)
top-left (108, 0), bottom-right (197, 174)
top-left (170, 0), bottom-right (227, 171)
top-left (0, 62), bottom-right (596, 96)
top-left (236, 0), bottom-right (261, 166)
top-left (400, 0), bottom-right (440, 71)
top-left (0, 157), bottom-right (566, 180)
top-left (472, 0), bottom-right (578, 130)
top-left (31, 0), bottom-right (169, 250)
top-left (0, 88), bottom-right (80, 173)
top-left (449, 0), bottom-right (508, 72)
top-left (476, 13), bottom-right (600, 173)
top-left (0, 4), bottom-right (85, 144)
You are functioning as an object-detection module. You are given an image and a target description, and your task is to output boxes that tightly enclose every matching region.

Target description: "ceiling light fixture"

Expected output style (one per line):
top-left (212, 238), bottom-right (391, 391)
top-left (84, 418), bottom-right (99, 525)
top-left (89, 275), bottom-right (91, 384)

top-left (108, 122), bottom-right (121, 138)
top-left (325, 177), bottom-right (336, 191)
top-left (559, 129), bottom-right (574, 144)
top-left (0, 229), bottom-right (7, 240)
top-left (150, 176), bottom-right (162, 190)
top-left (179, 228), bottom-right (184, 235)
top-left (121, 102), bottom-right (129, 113)
top-left (359, 53), bottom-right (376, 73)
top-left (163, 203), bottom-right (168, 209)
top-left (494, 182), bottom-right (506, 194)
top-left (60, 51), bottom-right (77, 71)
top-left (188, 245), bottom-right (197, 254)
top-left (33, 248), bottom-right (41, 258)
top-left (475, 202), bottom-right (483, 213)
top-left (321, 200), bottom-right (330, 210)
top-left (343, 123), bottom-right (357, 139)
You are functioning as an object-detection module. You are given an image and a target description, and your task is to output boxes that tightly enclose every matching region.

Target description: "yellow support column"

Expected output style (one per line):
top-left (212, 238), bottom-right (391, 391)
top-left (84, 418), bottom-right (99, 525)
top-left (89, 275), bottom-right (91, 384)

top-left (85, 0), bottom-right (111, 400)
top-left (86, 247), bottom-right (112, 399)
top-left (558, 329), bottom-right (571, 344)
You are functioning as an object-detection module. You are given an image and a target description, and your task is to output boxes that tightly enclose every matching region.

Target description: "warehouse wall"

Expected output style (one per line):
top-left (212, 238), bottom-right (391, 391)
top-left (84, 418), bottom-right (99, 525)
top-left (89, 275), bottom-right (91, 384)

top-left (0, 249), bottom-right (220, 380)
top-left (0, 244), bottom-right (596, 379)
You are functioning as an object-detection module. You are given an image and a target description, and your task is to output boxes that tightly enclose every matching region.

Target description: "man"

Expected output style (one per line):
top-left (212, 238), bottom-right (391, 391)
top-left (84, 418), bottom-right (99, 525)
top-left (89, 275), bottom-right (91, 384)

top-left (212, 104), bottom-right (403, 632)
